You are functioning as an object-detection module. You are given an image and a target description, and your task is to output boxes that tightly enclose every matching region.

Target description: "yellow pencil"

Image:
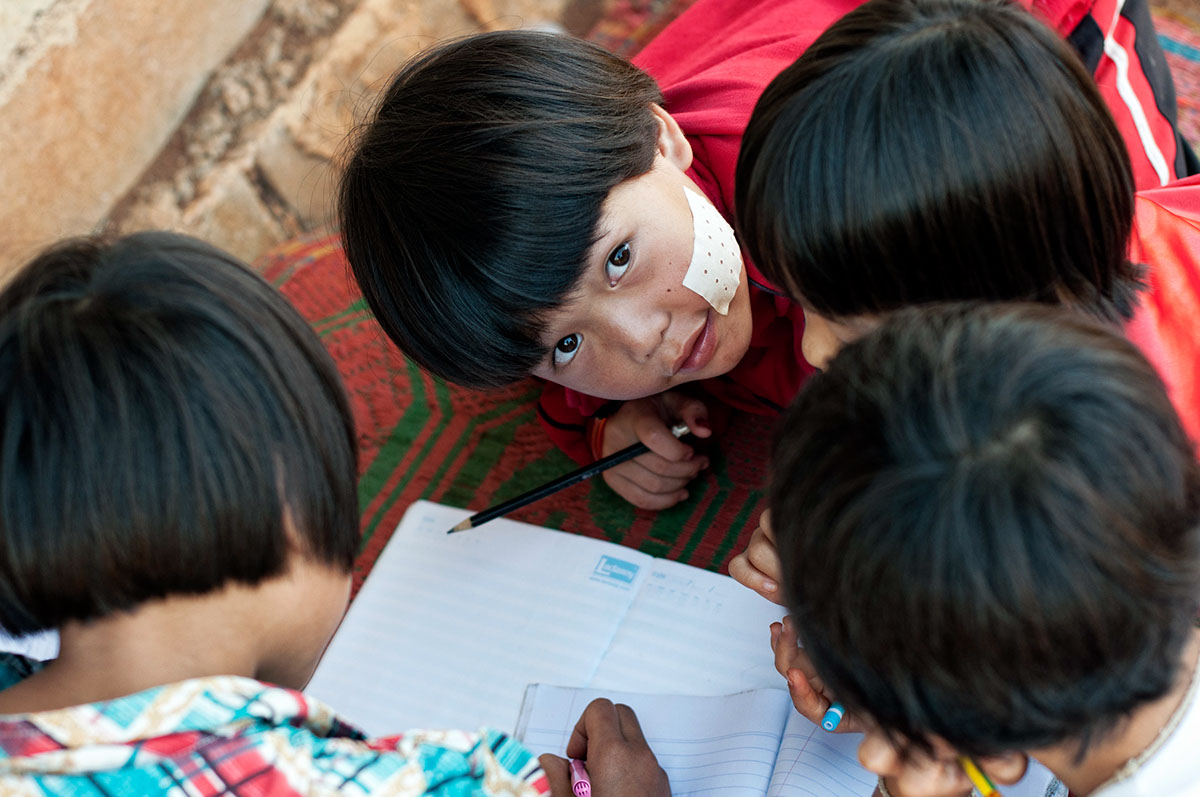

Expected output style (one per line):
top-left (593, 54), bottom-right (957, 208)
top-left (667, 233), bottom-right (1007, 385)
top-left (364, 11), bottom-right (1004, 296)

top-left (957, 756), bottom-right (1001, 797)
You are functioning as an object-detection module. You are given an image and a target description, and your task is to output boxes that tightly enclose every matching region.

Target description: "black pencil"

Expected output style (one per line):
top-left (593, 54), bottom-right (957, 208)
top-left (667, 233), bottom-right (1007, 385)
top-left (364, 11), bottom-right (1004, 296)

top-left (448, 423), bottom-right (690, 533)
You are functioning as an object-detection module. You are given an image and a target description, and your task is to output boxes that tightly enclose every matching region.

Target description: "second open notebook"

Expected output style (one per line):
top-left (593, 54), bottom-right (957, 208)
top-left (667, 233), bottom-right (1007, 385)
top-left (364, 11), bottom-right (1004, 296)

top-left (518, 685), bottom-right (874, 796)
top-left (517, 685), bottom-right (1065, 797)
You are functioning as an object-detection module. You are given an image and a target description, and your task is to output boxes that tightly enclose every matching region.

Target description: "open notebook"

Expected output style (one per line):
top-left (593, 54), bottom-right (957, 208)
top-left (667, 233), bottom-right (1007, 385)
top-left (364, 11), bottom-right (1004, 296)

top-left (517, 685), bottom-right (1064, 797)
top-left (307, 500), bottom-right (1063, 796)
top-left (306, 500), bottom-right (785, 733)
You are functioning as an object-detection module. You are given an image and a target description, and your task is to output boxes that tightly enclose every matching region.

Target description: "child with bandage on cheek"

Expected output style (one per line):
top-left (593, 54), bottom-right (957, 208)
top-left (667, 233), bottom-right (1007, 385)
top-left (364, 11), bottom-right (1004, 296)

top-left (337, 2), bottom-right (838, 511)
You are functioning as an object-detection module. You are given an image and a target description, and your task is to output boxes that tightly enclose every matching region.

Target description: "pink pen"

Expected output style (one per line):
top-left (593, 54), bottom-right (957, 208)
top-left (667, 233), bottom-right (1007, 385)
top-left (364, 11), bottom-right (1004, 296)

top-left (568, 758), bottom-right (591, 797)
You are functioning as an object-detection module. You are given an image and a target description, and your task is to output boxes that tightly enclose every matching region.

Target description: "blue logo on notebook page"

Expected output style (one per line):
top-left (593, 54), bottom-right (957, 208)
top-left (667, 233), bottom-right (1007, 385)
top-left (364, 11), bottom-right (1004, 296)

top-left (593, 555), bottom-right (639, 587)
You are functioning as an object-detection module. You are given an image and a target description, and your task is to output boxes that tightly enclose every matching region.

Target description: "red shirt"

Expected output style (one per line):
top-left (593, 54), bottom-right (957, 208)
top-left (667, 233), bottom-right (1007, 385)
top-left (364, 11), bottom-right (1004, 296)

top-left (1127, 175), bottom-right (1200, 446)
top-left (538, 0), bottom-right (1190, 463)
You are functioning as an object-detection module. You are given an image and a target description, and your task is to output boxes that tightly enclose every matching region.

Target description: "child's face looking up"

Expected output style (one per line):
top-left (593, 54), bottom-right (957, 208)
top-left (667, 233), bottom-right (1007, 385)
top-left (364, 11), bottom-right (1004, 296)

top-left (531, 110), bottom-right (754, 400)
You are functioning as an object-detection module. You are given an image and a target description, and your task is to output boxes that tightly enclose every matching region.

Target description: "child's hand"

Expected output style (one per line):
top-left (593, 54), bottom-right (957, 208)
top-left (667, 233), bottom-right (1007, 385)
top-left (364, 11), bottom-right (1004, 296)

top-left (599, 392), bottom-right (712, 510)
top-left (859, 732), bottom-right (1027, 797)
top-left (770, 615), bottom-right (867, 733)
top-left (729, 510), bottom-right (785, 603)
top-left (539, 698), bottom-right (670, 796)
top-left (862, 742), bottom-right (974, 797)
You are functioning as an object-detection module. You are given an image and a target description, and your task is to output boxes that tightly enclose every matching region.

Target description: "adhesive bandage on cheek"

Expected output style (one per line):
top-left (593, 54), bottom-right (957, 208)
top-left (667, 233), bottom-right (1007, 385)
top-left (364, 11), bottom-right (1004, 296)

top-left (681, 186), bottom-right (742, 315)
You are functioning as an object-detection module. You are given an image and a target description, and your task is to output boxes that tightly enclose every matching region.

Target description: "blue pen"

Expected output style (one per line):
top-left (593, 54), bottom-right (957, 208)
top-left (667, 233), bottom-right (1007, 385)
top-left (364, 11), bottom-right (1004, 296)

top-left (821, 701), bottom-right (845, 731)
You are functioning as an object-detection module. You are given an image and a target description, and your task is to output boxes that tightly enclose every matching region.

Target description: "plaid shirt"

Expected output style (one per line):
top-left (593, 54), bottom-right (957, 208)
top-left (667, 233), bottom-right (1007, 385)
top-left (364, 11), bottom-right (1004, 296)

top-left (0, 654), bottom-right (550, 796)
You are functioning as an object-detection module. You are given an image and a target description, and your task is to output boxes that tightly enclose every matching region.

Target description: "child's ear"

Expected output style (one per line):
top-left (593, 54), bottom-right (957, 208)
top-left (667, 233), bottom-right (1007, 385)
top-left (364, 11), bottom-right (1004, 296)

top-left (650, 103), bottom-right (693, 171)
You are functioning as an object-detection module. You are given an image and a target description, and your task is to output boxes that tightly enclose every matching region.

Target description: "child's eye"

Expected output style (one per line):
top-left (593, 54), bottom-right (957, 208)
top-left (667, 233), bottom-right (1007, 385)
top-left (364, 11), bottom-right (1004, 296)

top-left (605, 243), bottom-right (631, 285)
top-left (553, 333), bottom-right (581, 366)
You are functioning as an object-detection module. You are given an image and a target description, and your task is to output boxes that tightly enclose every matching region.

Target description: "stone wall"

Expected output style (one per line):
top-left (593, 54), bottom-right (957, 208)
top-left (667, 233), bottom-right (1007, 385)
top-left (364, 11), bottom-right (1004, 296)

top-left (1, 0), bottom-right (272, 274)
top-left (1, 0), bottom-right (596, 279)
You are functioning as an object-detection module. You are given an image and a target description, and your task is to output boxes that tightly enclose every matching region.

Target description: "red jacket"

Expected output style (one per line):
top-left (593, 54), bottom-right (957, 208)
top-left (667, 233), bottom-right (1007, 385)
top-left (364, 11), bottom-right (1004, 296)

top-left (539, 0), bottom-right (1191, 463)
top-left (1127, 175), bottom-right (1200, 446)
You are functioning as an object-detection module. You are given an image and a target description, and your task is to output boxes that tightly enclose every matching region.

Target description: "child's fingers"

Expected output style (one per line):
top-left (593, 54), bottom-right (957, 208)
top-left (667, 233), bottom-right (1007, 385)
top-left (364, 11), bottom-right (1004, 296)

top-left (661, 394), bottom-right (712, 438)
top-left (729, 522), bottom-right (782, 599)
top-left (906, 766), bottom-right (973, 797)
top-left (609, 462), bottom-right (693, 496)
top-left (779, 614), bottom-right (801, 649)
top-left (618, 463), bottom-right (692, 495)
top-left (859, 737), bottom-right (968, 797)
top-left (566, 698), bottom-right (622, 759)
top-left (628, 450), bottom-right (708, 480)
top-left (635, 414), bottom-right (694, 461)
top-left (786, 668), bottom-right (867, 733)
top-left (614, 702), bottom-right (648, 745)
top-left (757, 510), bottom-right (775, 543)
top-left (773, 619), bottom-right (807, 679)
top-left (728, 549), bottom-right (781, 601)
top-left (744, 525), bottom-right (783, 585)
top-left (604, 470), bottom-right (688, 510)
top-left (537, 754), bottom-right (571, 795)
top-left (785, 667), bottom-right (831, 724)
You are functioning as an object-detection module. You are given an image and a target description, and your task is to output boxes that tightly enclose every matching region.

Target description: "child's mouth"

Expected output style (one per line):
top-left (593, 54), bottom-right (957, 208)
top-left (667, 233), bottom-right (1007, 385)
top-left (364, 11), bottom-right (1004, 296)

top-left (678, 310), bottom-right (717, 374)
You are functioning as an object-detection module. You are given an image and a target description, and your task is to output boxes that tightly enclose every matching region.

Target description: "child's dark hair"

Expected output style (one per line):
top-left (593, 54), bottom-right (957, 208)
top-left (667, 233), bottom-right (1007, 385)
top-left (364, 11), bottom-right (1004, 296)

top-left (736, 0), bottom-right (1139, 323)
top-left (770, 303), bottom-right (1200, 758)
top-left (0, 232), bottom-right (360, 635)
top-left (339, 31), bottom-right (663, 388)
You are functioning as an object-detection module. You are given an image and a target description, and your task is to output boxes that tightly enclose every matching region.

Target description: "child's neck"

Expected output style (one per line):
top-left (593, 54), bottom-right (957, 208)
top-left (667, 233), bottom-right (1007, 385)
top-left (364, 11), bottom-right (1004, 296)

top-left (1033, 628), bottom-right (1200, 795)
top-left (0, 587), bottom-right (264, 715)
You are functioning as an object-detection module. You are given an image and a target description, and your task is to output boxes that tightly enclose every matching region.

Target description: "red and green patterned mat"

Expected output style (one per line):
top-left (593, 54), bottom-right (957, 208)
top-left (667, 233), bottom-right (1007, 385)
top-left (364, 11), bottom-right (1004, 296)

top-left (256, 0), bottom-right (1200, 594)
top-left (1155, 2), bottom-right (1200, 147)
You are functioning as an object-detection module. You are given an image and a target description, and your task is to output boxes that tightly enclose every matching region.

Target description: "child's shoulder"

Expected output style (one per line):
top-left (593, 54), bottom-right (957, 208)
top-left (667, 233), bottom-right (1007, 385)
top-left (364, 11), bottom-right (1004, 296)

top-left (633, 0), bottom-right (865, 210)
top-left (634, 0), bottom-right (863, 99)
top-left (1128, 176), bottom-right (1200, 444)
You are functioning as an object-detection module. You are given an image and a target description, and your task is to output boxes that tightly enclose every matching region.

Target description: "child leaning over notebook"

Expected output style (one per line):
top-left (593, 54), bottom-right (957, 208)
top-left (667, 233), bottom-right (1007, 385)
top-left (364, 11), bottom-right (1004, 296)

top-left (337, 0), bottom-right (1188, 512)
top-left (0, 232), bottom-right (668, 797)
top-left (771, 304), bottom-right (1200, 797)
top-left (729, 0), bottom-right (1200, 601)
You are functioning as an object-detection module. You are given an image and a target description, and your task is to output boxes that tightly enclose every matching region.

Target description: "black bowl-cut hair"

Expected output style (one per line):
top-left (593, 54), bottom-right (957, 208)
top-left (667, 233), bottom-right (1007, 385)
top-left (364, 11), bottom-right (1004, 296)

top-left (736, 0), bottom-right (1139, 323)
top-left (0, 232), bottom-right (360, 634)
top-left (339, 30), bottom-right (664, 388)
top-left (773, 303), bottom-right (1200, 759)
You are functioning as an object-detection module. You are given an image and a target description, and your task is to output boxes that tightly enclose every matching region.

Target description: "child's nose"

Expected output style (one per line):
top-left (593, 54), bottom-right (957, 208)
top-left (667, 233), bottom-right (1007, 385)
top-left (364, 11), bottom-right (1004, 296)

top-left (608, 309), bottom-right (668, 365)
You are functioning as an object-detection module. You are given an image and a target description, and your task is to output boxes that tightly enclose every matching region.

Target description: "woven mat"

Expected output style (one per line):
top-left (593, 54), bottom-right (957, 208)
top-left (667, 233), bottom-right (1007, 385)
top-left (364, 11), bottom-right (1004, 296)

top-left (1153, 1), bottom-right (1200, 147)
top-left (257, 0), bottom-right (1200, 593)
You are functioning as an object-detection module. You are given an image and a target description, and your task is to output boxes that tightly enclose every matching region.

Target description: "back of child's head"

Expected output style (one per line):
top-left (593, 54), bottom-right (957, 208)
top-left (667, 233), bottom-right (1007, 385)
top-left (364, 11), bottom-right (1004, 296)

top-left (339, 31), bottom-right (664, 388)
top-left (770, 303), bottom-right (1200, 757)
top-left (736, 0), bottom-right (1138, 323)
top-left (0, 232), bottom-right (359, 636)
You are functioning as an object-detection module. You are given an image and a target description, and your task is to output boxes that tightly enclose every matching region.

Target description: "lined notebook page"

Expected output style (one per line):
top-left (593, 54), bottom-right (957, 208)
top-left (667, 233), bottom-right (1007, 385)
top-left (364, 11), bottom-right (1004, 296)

top-left (767, 711), bottom-right (875, 797)
top-left (517, 685), bottom-right (793, 797)
top-left (305, 500), bottom-right (655, 735)
top-left (591, 558), bottom-right (786, 695)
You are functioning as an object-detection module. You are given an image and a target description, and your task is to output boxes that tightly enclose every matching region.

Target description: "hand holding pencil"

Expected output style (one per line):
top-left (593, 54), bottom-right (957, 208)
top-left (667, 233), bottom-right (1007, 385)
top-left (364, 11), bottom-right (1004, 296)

top-left (537, 699), bottom-right (670, 797)
top-left (771, 615), bottom-right (867, 734)
top-left (450, 422), bottom-right (693, 533)
top-left (451, 391), bottom-right (711, 532)
top-left (593, 393), bottom-right (713, 510)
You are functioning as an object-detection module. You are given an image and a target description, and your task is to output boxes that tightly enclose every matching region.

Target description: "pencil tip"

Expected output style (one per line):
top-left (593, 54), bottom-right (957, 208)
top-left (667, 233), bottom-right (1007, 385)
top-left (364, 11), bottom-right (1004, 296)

top-left (448, 519), bottom-right (472, 533)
